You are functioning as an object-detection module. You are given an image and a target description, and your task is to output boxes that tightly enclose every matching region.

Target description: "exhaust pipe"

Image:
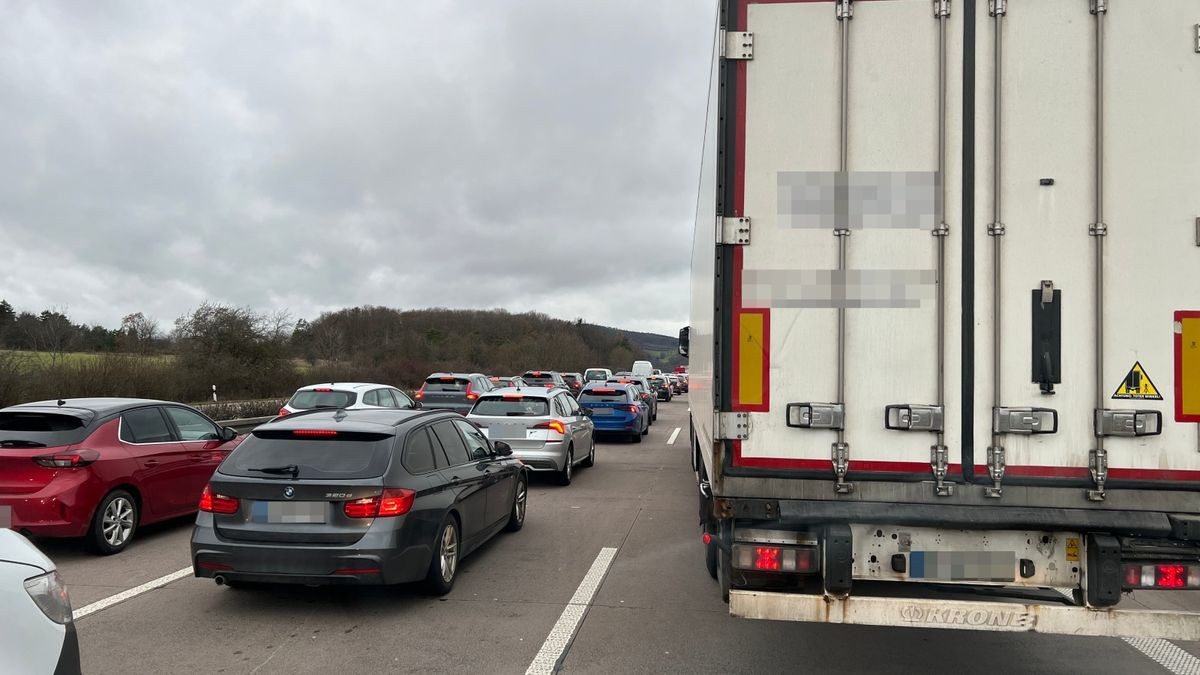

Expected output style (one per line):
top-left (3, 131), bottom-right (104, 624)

top-left (214, 575), bottom-right (226, 586)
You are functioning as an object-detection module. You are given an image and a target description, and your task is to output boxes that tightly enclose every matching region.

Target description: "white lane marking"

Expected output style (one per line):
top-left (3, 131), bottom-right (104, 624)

top-left (1124, 638), bottom-right (1200, 675)
top-left (72, 566), bottom-right (192, 621)
top-left (526, 547), bottom-right (618, 675)
top-left (667, 427), bottom-right (681, 446)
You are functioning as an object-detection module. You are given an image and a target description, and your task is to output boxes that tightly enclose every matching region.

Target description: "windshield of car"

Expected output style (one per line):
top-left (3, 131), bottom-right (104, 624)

top-left (579, 388), bottom-right (630, 403)
top-left (584, 370), bottom-right (607, 381)
top-left (522, 373), bottom-right (556, 384)
top-left (221, 432), bottom-right (394, 479)
top-left (648, 378), bottom-right (665, 388)
top-left (472, 397), bottom-right (550, 417)
top-left (562, 375), bottom-right (579, 384)
top-left (0, 412), bottom-right (91, 447)
top-left (423, 378), bottom-right (470, 392)
top-left (289, 390), bottom-right (356, 410)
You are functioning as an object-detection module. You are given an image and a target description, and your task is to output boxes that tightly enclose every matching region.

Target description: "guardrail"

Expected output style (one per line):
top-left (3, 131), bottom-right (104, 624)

top-left (218, 416), bottom-right (276, 434)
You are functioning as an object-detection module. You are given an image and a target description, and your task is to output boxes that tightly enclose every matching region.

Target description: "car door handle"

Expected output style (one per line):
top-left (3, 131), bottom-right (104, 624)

top-left (143, 459), bottom-right (159, 467)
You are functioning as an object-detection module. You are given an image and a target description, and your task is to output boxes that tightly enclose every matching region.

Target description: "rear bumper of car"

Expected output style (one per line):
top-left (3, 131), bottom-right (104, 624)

top-left (509, 441), bottom-right (568, 472)
top-left (190, 514), bottom-right (431, 586)
top-left (419, 402), bottom-right (473, 415)
top-left (0, 473), bottom-right (99, 538)
top-left (592, 416), bottom-right (641, 433)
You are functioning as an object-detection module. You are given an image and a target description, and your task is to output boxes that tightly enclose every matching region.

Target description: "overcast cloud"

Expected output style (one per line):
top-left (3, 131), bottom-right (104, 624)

top-left (0, 1), bottom-right (716, 336)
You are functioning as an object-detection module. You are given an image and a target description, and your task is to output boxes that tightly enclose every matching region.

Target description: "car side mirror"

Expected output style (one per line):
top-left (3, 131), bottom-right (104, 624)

top-left (493, 441), bottom-right (514, 457)
top-left (412, 401), bottom-right (423, 410)
top-left (220, 427), bottom-right (238, 442)
top-left (678, 326), bottom-right (690, 357)
top-left (580, 407), bottom-right (593, 417)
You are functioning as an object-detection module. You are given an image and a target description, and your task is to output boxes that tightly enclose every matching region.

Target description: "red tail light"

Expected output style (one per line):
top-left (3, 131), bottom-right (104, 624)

top-left (33, 449), bottom-right (100, 468)
top-left (1122, 563), bottom-right (1200, 589)
top-left (620, 405), bottom-right (639, 414)
top-left (314, 387), bottom-right (333, 392)
top-left (1156, 565), bottom-right (1187, 588)
top-left (199, 484), bottom-right (240, 514)
top-left (293, 429), bottom-right (337, 437)
top-left (533, 420), bottom-right (567, 435)
top-left (343, 489), bottom-right (416, 518)
top-left (277, 407), bottom-right (289, 417)
top-left (502, 394), bottom-right (524, 401)
top-left (465, 383), bottom-right (478, 401)
top-left (414, 388), bottom-right (424, 400)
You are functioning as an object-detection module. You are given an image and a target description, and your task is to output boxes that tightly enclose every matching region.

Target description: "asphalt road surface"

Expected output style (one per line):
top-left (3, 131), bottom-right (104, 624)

top-left (38, 401), bottom-right (1200, 674)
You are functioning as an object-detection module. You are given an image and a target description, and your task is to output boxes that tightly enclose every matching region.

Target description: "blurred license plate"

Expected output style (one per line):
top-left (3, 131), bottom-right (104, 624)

top-left (0, 505), bottom-right (10, 528)
top-left (491, 423), bottom-right (523, 439)
top-left (251, 501), bottom-right (325, 524)
top-left (591, 408), bottom-right (613, 416)
top-left (909, 551), bottom-right (1015, 582)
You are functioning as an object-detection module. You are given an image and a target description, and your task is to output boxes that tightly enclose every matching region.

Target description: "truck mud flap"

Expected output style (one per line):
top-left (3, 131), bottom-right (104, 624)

top-left (729, 590), bottom-right (1200, 641)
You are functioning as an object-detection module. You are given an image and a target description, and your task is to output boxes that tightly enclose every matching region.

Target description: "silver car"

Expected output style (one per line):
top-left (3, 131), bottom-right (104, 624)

top-left (467, 387), bottom-right (595, 485)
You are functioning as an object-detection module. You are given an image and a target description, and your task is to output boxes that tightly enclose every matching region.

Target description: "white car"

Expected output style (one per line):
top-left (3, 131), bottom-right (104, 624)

top-left (0, 529), bottom-right (80, 674)
top-left (583, 367), bottom-right (613, 384)
top-left (631, 361), bottom-right (653, 378)
top-left (278, 382), bottom-right (419, 417)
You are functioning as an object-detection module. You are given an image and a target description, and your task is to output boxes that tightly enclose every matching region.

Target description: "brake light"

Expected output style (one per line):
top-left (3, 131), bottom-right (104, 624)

top-left (465, 383), bottom-right (478, 401)
top-left (277, 408), bottom-right (289, 417)
top-left (198, 484), bottom-right (240, 514)
top-left (414, 388), bottom-right (424, 400)
top-left (343, 489), bottom-right (415, 518)
top-left (533, 420), bottom-right (567, 435)
top-left (755, 547), bottom-right (781, 571)
top-left (592, 388), bottom-right (617, 395)
top-left (1122, 563), bottom-right (1200, 589)
top-left (620, 404), bottom-right (639, 414)
top-left (502, 394), bottom-right (524, 401)
top-left (33, 449), bottom-right (100, 468)
top-left (440, 377), bottom-right (455, 382)
top-left (293, 429), bottom-right (338, 437)
top-left (314, 387), bottom-right (333, 392)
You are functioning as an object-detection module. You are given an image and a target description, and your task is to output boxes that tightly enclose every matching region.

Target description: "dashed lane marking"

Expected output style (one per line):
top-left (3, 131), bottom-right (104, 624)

top-left (525, 547), bottom-right (618, 674)
top-left (72, 566), bottom-right (192, 621)
top-left (667, 427), bottom-right (681, 445)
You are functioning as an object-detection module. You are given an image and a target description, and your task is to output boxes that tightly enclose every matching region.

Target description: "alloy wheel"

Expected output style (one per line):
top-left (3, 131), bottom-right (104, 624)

top-left (440, 523), bottom-right (459, 583)
top-left (102, 497), bottom-right (135, 547)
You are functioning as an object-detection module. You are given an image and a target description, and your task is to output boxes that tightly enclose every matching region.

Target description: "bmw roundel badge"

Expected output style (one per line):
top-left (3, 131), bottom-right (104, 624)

top-left (284, 486), bottom-right (295, 499)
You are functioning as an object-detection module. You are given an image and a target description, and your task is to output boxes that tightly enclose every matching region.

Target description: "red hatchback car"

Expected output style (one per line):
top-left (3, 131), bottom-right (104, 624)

top-left (0, 398), bottom-right (242, 554)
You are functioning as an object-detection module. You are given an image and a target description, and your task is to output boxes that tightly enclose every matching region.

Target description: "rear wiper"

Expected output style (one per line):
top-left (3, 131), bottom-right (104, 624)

top-left (0, 439), bottom-right (47, 448)
top-left (247, 464), bottom-right (299, 478)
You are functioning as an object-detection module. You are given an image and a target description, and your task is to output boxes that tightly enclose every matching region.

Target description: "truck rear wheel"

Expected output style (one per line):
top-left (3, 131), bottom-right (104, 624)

top-left (705, 534), bottom-right (719, 580)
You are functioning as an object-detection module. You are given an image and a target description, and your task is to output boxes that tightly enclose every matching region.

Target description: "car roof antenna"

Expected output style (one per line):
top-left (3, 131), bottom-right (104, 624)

top-left (334, 408), bottom-right (348, 421)
top-left (57, 399), bottom-right (65, 407)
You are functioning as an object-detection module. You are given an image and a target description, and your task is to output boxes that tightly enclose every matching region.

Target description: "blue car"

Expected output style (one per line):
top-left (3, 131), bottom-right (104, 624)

top-left (578, 384), bottom-right (649, 443)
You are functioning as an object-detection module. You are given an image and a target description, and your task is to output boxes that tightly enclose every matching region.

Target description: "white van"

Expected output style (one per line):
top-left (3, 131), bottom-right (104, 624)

top-left (631, 361), bottom-right (653, 378)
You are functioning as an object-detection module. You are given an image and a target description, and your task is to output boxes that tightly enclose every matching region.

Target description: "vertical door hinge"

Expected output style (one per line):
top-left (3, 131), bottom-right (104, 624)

top-left (716, 411), bottom-right (750, 440)
top-left (930, 444), bottom-right (954, 496)
top-left (1088, 448), bottom-right (1108, 501)
top-left (985, 445), bottom-right (1006, 498)
top-left (933, 0), bottom-right (951, 19)
top-left (1089, 0), bottom-right (1107, 15)
top-left (1089, 222), bottom-right (1108, 237)
top-left (832, 442), bottom-right (855, 494)
top-left (720, 30), bottom-right (754, 60)
top-left (1194, 25), bottom-right (1199, 54)
top-left (1194, 216), bottom-right (1199, 245)
top-left (987, 222), bottom-right (1006, 236)
top-left (836, 0), bottom-right (853, 20)
top-left (718, 216), bottom-right (751, 245)
top-left (988, 0), bottom-right (1007, 17)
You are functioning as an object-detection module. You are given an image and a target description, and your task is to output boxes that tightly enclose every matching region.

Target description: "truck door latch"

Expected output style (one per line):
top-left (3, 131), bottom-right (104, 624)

top-left (992, 407), bottom-right (1058, 434)
top-left (787, 403), bottom-right (844, 430)
top-left (885, 404), bottom-right (944, 432)
top-left (1094, 409), bottom-right (1163, 437)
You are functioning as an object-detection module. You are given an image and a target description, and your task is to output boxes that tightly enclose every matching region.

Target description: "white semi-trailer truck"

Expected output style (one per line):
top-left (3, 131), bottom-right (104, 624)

top-left (682, 0), bottom-right (1200, 638)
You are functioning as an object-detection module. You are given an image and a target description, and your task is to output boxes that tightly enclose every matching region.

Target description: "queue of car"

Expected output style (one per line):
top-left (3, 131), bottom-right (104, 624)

top-left (0, 359), bottom-right (681, 650)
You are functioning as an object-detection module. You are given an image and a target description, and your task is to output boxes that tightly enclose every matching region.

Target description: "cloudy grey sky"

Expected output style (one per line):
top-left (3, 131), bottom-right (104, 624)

top-left (0, 1), bottom-right (716, 336)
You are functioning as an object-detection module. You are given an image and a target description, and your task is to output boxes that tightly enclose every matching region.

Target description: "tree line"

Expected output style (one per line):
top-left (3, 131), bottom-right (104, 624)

top-left (0, 300), bottom-right (658, 407)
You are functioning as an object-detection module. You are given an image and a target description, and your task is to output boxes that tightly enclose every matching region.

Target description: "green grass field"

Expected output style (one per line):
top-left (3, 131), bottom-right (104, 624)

top-left (0, 350), bottom-right (176, 370)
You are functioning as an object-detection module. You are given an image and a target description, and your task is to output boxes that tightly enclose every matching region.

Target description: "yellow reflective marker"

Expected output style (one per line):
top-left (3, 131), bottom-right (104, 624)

top-left (1178, 314), bottom-right (1200, 421)
top-left (737, 311), bottom-right (767, 409)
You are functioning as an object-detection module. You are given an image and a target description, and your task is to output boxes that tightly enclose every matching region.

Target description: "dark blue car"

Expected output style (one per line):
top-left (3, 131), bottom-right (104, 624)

top-left (578, 384), bottom-right (649, 443)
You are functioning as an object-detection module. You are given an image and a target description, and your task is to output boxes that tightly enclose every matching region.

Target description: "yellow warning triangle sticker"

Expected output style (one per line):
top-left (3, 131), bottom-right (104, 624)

top-left (1112, 361), bottom-right (1162, 400)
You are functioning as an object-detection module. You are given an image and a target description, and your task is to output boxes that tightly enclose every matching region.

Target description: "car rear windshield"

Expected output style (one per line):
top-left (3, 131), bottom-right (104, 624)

top-left (523, 375), bottom-right (555, 384)
top-left (471, 397), bottom-right (550, 417)
top-left (0, 412), bottom-right (92, 448)
top-left (584, 370), bottom-right (607, 380)
top-left (580, 389), bottom-right (629, 403)
top-left (289, 390), bottom-right (356, 410)
top-left (562, 375), bottom-right (579, 384)
top-left (423, 378), bottom-right (470, 392)
top-left (221, 431), bottom-right (394, 480)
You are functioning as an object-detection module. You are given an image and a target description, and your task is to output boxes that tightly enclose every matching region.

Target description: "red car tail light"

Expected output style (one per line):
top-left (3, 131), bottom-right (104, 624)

top-left (293, 429), bottom-right (337, 437)
top-left (465, 383), bottom-right (478, 401)
top-left (731, 544), bottom-right (815, 573)
top-left (414, 389), bottom-right (424, 400)
top-left (502, 394), bottom-right (524, 401)
top-left (199, 484), bottom-right (240, 514)
top-left (533, 420), bottom-right (567, 435)
top-left (620, 405), bottom-right (639, 414)
top-left (314, 387), bottom-right (333, 392)
top-left (33, 449), bottom-right (100, 468)
top-left (344, 489), bottom-right (415, 518)
top-left (277, 407), bottom-right (289, 417)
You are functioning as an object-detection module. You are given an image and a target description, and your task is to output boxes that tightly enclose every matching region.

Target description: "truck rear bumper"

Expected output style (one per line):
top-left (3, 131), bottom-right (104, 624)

top-left (730, 590), bottom-right (1200, 641)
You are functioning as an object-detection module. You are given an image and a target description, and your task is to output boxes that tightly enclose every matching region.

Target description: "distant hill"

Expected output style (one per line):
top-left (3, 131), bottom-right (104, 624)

top-left (586, 324), bottom-right (685, 371)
